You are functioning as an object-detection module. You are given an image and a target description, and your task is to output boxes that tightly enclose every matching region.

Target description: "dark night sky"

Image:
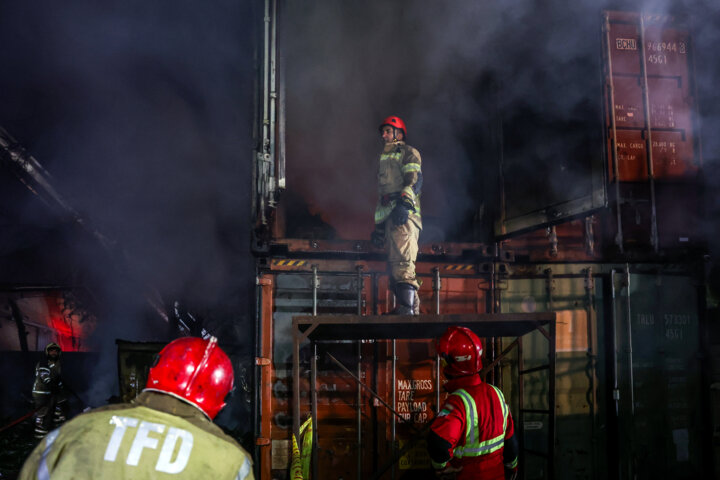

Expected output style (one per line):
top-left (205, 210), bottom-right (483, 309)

top-left (0, 0), bottom-right (257, 415)
top-left (0, 0), bottom-right (256, 322)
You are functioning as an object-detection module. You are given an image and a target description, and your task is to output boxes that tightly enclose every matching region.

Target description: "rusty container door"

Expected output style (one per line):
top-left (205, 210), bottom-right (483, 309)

top-left (371, 339), bottom-right (439, 479)
top-left (261, 262), bottom-right (497, 479)
top-left (612, 270), bottom-right (707, 479)
top-left (602, 11), bottom-right (703, 253)
top-left (603, 11), bottom-right (699, 182)
top-left (263, 268), bottom-right (374, 480)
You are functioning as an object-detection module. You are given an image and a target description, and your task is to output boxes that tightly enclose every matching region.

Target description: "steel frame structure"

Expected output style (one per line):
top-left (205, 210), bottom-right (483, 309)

top-left (292, 313), bottom-right (557, 479)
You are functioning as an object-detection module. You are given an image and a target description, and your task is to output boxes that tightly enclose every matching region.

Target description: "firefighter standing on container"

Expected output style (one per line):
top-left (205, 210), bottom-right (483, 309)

top-left (19, 336), bottom-right (254, 479)
top-left (31, 342), bottom-right (68, 439)
top-left (372, 115), bottom-right (422, 314)
top-left (428, 326), bottom-right (519, 480)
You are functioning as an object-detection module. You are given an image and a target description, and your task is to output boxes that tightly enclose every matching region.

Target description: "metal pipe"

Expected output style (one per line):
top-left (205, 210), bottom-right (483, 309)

top-left (356, 265), bottom-right (365, 478)
top-left (311, 264), bottom-right (319, 476)
top-left (584, 267), bottom-right (598, 480)
top-left (517, 335), bottom-right (525, 475)
top-left (292, 320), bottom-right (301, 436)
top-left (391, 340), bottom-right (397, 480)
top-left (250, 2), bottom-right (260, 224)
top-left (603, 12), bottom-right (625, 253)
top-left (257, 0), bottom-right (272, 225)
top-left (624, 266), bottom-right (635, 415)
top-left (372, 273), bottom-right (379, 316)
top-left (489, 255), bottom-right (496, 314)
top-left (311, 265), bottom-right (318, 316)
top-left (494, 246), bottom-right (504, 389)
top-left (357, 341), bottom-right (362, 480)
top-left (545, 267), bottom-right (556, 478)
top-left (545, 268), bottom-right (554, 312)
top-left (311, 342), bottom-right (318, 480)
top-left (276, 0), bottom-right (286, 190)
top-left (433, 267), bottom-right (441, 314)
top-left (357, 265), bottom-right (364, 315)
top-left (489, 254), bottom-right (497, 385)
top-left (252, 274), bottom-right (261, 474)
top-left (433, 267), bottom-right (441, 414)
top-left (548, 313), bottom-right (557, 480)
top-left (261, 0), bottom-right (270, 147)
top-left (639, 14), bottom-right (659, 252)
top-left (268, 0), bottom-right (278, 190)
top-left (372, 341), bottom-right (379, 474)
top-left (610, 270), bottom-right (620, 418)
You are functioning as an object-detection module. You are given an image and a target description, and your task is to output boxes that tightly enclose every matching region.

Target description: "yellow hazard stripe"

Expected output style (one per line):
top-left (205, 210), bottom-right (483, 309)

top-left (444, 265), bottom-right (474, 271)
top-left (272, 260), bottom-right (307, 267)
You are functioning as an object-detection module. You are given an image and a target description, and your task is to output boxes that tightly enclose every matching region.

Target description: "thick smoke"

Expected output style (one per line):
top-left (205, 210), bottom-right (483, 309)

top-left (1, 0), bottom-right (719, 426)
top-left (283, 0), bottom-right (720, 242)
top-left (0, 0), bottom-right (255, 411)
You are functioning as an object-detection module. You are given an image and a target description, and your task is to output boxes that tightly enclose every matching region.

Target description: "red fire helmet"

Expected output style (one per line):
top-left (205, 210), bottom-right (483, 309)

top-left (145, 336), bottom-right (234, 419)
top-left (437, 326), bottom-right (484, 378)
top-left (379, 116), bottom-right (407, 138)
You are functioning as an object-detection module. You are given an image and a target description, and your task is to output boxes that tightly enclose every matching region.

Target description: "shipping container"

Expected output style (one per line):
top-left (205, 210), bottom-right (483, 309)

top-left (250, 2), bottom-right (712, 479)
top-left (254, 259), bottom-right (710, 480)
top-left (256, 257), bottom-right (560, 480)
top-left (601, 11), bottom-right (703, 254)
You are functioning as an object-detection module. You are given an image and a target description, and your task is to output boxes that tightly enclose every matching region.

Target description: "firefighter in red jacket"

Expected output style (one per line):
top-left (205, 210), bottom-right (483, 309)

top-left (428, 326), bottom-right (519, 480)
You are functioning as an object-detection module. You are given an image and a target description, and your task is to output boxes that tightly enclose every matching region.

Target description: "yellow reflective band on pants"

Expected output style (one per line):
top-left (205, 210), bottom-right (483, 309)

top-left (451, 388), bottom-right (509, 458)
top-left (291, 416), bottom-right (313, 480)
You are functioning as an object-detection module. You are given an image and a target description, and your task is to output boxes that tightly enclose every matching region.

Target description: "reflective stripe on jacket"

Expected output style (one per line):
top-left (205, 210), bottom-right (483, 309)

top-left (18, 391), bottom-right (254, 480)
top-left (32, 361), bottom-right (61, 395)
top-left (452, 385), bottom-right (508, 458)
top-left (429, 376), bottom-right (515, 480)
top-left (375, 141), bottom-right (422, 228)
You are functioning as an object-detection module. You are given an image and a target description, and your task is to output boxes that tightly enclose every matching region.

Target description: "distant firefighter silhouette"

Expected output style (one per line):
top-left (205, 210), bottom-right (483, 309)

top-left (31, 342), bottom-right (68, 439)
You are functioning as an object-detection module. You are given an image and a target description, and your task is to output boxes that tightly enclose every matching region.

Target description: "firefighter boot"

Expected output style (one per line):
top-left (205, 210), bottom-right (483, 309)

top-left (412, 289), bottom-right (420, 315)
top-left (392, 283), bottom-right (416, 315)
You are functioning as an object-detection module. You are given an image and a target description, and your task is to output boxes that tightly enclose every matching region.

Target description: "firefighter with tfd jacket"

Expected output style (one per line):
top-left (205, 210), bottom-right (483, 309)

top-left (32, 342), bottom-right (68, 439)
top-left (428, 326), bottom-right (519, 480)
top-left (372, 115), bottom-right (422, 314)
top-left (20, 336), bottom-right (254, 480)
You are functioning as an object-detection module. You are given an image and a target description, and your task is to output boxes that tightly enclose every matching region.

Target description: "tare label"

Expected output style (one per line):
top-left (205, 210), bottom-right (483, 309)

top-left (396, 378), bottom-right (433, 423)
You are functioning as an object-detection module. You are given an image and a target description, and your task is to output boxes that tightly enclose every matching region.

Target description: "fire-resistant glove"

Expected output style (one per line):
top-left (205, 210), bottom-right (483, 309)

top-left (392, 193), bottom-right (415, 225)
top-left (391, 204), bottom-right (409, 226)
